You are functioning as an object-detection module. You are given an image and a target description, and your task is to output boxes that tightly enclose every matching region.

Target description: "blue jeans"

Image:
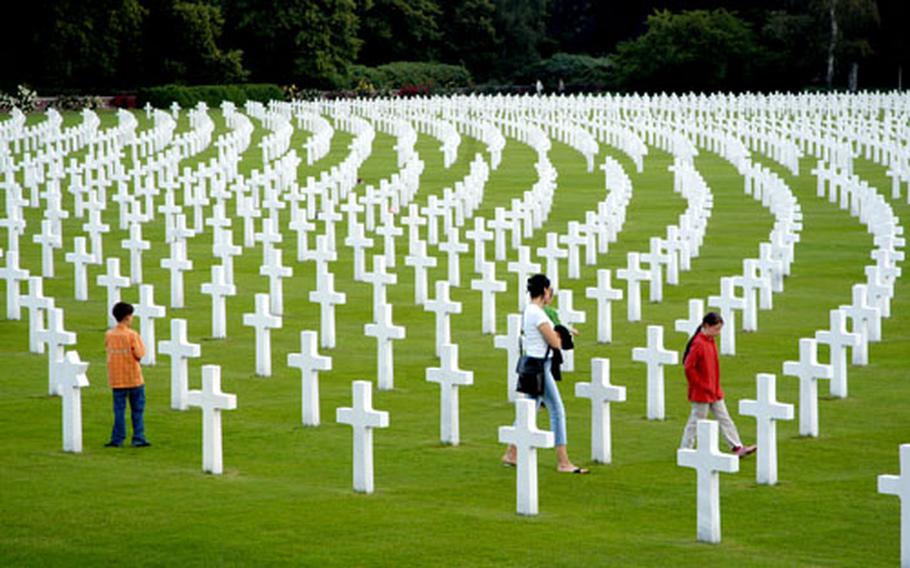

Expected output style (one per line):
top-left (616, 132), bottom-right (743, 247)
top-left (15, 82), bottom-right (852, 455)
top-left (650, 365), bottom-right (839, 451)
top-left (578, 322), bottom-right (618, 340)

top-left (522, 360), bottom-right (567, 446)
top-left (110, 385), bottom-right (147, 445)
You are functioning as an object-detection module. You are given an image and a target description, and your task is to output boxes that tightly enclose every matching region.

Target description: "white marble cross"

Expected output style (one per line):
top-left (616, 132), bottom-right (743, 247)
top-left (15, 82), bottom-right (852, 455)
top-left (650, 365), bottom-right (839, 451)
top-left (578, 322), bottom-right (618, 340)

top-left (864, 264), bottom-right (893, 319)
top-left (58, 350), bottom-right (90, 453)
top-left (470, 261), bottom-right (506, 334)
top-left (439, 231), bottom-right (469, 287)
top-left (840, 283), bottom-right (881, 366)
top-left (363, 255), bottom-right (397, 321)
top-left (489, 208), bottom-right (511, 261)
top-left (404, 239), bottom-right (437, 305)
top-left (306, 234), bottom-right (337, 279)
top-left (575, 358), bottom-right (626, 463)
top-left (426, 343), bottom-right (474, 445)
top-left (336, 380), bottom-right (389, 494)
top-left (466, 216), bottom-right (494, 273)
top-left (557, 289), bottom-right (585, 372)
top-left (616, 252), bottom-right (650, 322)
top-left (631, 325), bottom-right (678, 420)
top-left (494, 313), bottom-right (522, 402)
top-left (375, 216), bottom-right (403, 268)
top-left (585, 268), bottom-right (623, 343)
top-left (289, 209), bottom-right (316, 262)
top-left (309, 271), bottom-right (346, 349)
top-left (344, 222), bottom-right (373, 281)
top-left (33, 219), bottom-right (60, 278)
top-left (200, 264), bottom-right (236, 339)
top-left (254, 217), bottom-right (283, 258)
top-left (736, 259), bottom-right (771, 328)
top-left (37, 306), bottom-right (76, 396)
top-left (675, 298), bottom-right (705, 338)
top-left (738, 373), bottom-right (793, 485)
top-left (242, 293), bottom-right (282, 376)
top-left (287, 330), bottom-right (332, 426)
top-left (560, 222), bottom-right (587, 280)
top-left (364, 303), bottom-right (406, 391)
top-left (815, 308), bottom-right (860, 398)
top-left (97, 257), bottom-right (130, 328)
top-left (499, 398), bottom-right (555, 516)
top-left (186, 365), bottom-right (237, 474)
top-left (758, 242), bottom-right (784, 293)
top-left (158, 318), bottom-right (201, 411)
top-left (782, 337), bottom-right (832, 437)
top-left (1, 249), bottom-right (29, 319)
top-left (537, 232), bottom-right (568, 291)
top-left (160, 241), bottom-right (193, 309)
top-left (425, 280), bottom-right (462, 358)
top-left (260, 246), bottom-right (292, 316)
top-left (121, 222), bottom-right (150, 284)
top-left (677, 419), bottom-right (739, 543)
top-left (507, 245), bottom-right (540, 311)
top-left (20, 276), bottom-right (52, 354)
top-left (641, 237), bottom-right (670, 302)
top-left (134, 284), bottom-right (165, 365)
top-left (707, 277), bottom-right (744, 355)
top-left (878, 444), bottom-right (910, 568)
top-left (65, 237), bottom-right (94, 302)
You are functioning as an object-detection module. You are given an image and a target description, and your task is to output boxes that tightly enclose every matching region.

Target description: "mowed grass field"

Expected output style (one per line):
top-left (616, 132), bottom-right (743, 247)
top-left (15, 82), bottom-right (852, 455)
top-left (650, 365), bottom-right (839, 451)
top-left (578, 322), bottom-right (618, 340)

top-left (1, 107), bottom-right (908, 566)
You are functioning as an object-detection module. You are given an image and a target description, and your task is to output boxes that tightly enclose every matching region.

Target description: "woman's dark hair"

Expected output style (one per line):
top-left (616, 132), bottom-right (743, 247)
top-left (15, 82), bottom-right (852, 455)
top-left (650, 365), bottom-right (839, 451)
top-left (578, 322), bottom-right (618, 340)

top-left (682, 311), bottom-right (724, 362)
top-left (526, 274), bottom-right (551, 299)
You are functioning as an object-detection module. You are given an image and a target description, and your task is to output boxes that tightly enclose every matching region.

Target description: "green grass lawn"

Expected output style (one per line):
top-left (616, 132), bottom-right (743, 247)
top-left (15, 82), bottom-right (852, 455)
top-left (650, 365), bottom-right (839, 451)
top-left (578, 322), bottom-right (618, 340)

top-left (0, 107), bottom-right (908, 566)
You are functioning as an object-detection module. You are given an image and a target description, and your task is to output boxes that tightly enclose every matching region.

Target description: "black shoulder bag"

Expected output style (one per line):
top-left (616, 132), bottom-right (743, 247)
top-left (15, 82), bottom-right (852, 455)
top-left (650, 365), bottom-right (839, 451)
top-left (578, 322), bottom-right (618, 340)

top-left (515, 311), bottom-right (549, 396)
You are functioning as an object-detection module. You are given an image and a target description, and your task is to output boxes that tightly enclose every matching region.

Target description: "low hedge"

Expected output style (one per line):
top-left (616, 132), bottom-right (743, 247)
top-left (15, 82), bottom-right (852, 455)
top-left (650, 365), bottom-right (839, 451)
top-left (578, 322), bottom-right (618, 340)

top-left (137, 83), bottom-right (284, 109)
top-left (349, 62), bottom-right (472, 91)
top-left (516, 53), bottom-right (614, 89)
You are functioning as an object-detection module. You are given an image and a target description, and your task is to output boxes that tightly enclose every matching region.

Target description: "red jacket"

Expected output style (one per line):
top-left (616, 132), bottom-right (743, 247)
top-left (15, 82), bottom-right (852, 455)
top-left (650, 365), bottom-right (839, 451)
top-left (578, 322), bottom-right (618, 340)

top-left (684, 332), bottom-right (724, 403)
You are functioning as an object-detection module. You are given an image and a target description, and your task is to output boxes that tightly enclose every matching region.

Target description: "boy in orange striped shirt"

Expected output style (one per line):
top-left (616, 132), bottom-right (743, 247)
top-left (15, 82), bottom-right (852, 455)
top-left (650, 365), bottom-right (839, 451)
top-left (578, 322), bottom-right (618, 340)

top-left (104, 302), bottom-right (151, 448)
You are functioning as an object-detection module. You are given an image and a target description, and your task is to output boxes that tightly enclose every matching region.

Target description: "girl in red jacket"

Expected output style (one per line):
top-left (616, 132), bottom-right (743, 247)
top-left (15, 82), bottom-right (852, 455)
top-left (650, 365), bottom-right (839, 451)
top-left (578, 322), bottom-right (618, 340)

top-left (679, 312), bottom-right (756, 457)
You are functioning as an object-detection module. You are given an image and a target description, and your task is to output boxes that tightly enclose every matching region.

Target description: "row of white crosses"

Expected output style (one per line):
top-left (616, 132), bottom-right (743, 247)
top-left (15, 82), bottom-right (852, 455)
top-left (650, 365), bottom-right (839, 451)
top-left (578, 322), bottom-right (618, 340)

top-left (616, 156), bottom-right (713, 324)
top-left (0, 101), bottom-right (387, 478)
top-left (1, 96), bottom-right (452, 492)
top-left (778, 161), bottom-right (904, 440)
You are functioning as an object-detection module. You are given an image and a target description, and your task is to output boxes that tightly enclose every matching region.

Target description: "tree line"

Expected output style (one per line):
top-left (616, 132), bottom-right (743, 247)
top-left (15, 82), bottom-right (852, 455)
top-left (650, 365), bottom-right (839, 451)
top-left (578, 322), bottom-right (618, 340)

top-left (2, 0), bottom-right (907, 94)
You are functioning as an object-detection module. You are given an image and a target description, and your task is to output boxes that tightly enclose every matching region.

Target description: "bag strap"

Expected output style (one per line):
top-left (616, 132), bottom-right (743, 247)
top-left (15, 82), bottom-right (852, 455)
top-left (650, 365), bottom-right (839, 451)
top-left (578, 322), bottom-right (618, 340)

top-left (520, 306), bottom-right (551, 361)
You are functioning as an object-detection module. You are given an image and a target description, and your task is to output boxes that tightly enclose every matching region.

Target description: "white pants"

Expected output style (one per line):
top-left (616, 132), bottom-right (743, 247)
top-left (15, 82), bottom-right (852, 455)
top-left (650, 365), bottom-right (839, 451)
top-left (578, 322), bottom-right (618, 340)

top-left (679, 399), bottom-right (743, 450)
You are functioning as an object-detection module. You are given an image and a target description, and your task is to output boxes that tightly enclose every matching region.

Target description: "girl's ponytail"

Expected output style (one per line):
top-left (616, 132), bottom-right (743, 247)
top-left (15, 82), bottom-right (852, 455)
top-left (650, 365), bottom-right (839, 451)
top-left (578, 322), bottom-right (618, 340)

top-left (682, 311), bottom-right (724, 363)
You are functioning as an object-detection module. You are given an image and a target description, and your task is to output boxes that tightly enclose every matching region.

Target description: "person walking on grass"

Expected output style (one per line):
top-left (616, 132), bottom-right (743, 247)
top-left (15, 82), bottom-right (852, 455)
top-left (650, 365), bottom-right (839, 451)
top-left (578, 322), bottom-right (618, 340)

top-left (502, 274), bottom-right (588, 474)
top-left (679, 312), bottom-right (755, 457)
top-left (104, 302), bottom-right (151, 448)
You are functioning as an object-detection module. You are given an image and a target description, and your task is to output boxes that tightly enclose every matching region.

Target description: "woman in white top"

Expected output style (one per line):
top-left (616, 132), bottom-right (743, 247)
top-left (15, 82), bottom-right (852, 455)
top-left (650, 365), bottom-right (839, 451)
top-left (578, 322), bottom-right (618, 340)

top-left (502, 274), bottom-right (588, 474)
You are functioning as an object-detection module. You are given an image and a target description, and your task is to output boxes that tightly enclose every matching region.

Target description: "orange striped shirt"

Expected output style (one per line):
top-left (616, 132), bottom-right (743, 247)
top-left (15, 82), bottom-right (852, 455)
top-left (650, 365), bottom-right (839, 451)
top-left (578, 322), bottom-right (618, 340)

top-left (105, 324), bottom-right (146, 388)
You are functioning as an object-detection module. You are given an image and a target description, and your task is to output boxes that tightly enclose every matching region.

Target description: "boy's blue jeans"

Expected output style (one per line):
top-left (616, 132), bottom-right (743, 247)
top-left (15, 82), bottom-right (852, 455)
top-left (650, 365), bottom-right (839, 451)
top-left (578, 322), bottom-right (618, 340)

top-left (110, 385), bottom-right (148, 446)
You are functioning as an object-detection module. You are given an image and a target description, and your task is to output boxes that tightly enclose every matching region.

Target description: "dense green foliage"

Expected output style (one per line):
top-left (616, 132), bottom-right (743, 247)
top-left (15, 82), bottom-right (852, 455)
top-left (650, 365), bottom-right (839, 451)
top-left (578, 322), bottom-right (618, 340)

top-left (612, 10), bottom-right (759, 93)
top-left (516, 53), bottom-right (613, 91)
top-left (137, 83), bottom-right (283, 108)
top-left (349, 62), bottom-right (473, 91)
top-left (1, 0), bottom-right (906, 92)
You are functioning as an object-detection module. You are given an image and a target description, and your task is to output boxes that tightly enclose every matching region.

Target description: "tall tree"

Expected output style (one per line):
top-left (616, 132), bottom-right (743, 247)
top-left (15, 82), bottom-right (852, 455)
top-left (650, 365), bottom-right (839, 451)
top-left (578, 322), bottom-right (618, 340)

top-left (809, 0), bottom-right (879, 89)
top-left (437, 0), bottom-right (498, 81)
top-left (3, 0), bottom-right (146, 91)
top-left (355, 0), bottom-right (441, 66)
top-left (611, 9), bottom-right (760, 93)
top-left (142, 0), bottom-right (247, 85)
top-left (492, 0), bottom-right (549, 79)
top-left (223, 0), bottom-right (359, 88)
